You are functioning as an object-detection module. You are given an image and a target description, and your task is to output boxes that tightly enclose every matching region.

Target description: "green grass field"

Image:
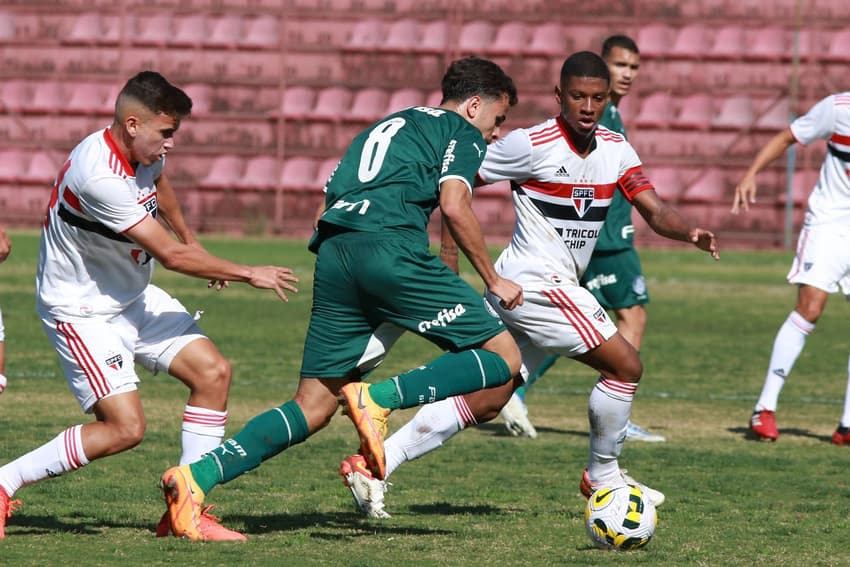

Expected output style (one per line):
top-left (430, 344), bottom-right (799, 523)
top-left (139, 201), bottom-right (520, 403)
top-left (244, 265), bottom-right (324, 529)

top-left (1, 231), bottom-right (849, 566)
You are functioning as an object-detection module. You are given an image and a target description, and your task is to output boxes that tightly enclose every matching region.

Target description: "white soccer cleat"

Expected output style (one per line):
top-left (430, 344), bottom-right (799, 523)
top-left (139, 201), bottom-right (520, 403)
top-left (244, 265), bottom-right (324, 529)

top-left (625, 421), bottom-right (666, 443)
top-left (500, 392), bottom-right (538, 439)
top-left (581, 468), bottom-right (666, 508)
top-left (339, 455), bottom-right (391, 519)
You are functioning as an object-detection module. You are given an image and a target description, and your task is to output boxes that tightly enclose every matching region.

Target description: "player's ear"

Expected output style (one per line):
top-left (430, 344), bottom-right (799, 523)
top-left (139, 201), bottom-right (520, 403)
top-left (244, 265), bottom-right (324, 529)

top-left (554, 86), bottom-right (563, 105)
top-left (125, 115), bottom-right (140, 137)
top-left (459, 95), bottom-right (482, 120)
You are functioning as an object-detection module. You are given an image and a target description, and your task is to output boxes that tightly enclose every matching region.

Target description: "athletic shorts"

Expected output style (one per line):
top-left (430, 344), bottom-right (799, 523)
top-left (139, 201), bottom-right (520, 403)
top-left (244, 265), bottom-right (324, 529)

top-left (580, 247), bottom-right (649, 310)
top-left (788, 225), bottom-right (850, 295)
top-left (41, 285), bottom-right (205, 413)
top-left (301, 231), bottom-right (505, 378)
top-left (485, 284), bottom-right (618, 381)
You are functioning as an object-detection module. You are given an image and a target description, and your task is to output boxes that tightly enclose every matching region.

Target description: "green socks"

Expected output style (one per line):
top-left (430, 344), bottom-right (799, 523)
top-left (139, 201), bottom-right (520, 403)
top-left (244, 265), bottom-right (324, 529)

top-left (190, 400), bottom-right (309, 494)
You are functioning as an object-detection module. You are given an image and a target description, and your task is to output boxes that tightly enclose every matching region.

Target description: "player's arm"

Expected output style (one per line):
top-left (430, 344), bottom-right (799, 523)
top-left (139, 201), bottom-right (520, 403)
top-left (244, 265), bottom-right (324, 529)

top-left (632, 188), bottom-right (719, 260)
top-left (731, 127), bottom-right (796, 214)
top-left (439, 179), bottom-right (522, 309)
top-left (154, 173), bottom-right (198, 246)
top-left (439, 214), bottom-right (460, 273)
top-left (125, 216), bottom-right (298, 301)
top-left (0, 227), bottom-right (10, 263)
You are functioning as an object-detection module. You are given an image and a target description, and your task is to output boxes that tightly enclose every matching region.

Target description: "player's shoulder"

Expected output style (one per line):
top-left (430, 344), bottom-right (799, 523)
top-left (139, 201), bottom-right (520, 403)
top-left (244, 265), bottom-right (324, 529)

top-left (69, 129), bottom-right (133, 186)
top-left (833, 92), bottom-right (850, 107)
top-left (594, 125), bottom-right (627, 144)
top-left (526, 117), bottom-right (561, 146)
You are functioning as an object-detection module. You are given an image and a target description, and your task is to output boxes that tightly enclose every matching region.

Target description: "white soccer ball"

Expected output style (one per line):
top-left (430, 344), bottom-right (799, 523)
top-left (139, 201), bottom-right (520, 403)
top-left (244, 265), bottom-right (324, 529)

top-left (585, 483), bottom-right (657, 550)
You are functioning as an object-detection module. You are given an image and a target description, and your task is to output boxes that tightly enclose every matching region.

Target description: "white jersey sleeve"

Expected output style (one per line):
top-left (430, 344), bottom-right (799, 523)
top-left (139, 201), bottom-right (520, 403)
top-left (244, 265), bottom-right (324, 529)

top-left (791, 95), bottom-right (836, 145)
top-left (78, 174), bottom-right (150, 234)
top-left (477, 128), bottom-right (533, 185)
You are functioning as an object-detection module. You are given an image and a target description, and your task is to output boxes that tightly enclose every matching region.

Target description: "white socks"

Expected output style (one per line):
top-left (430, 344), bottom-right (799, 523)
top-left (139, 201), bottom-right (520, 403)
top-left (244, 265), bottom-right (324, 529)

top-left (384, 396), bottom-right (473, 479)
top-left (0, 425), bottom-right (89, 497)
top-left (755, 311), bottom-right (814, 412)
top-left (588, 377), bottom-right (636, 485)
top-left (839, 356), bottom-right (850, 428)
top-left (180, 405), bottom-right (228, 464)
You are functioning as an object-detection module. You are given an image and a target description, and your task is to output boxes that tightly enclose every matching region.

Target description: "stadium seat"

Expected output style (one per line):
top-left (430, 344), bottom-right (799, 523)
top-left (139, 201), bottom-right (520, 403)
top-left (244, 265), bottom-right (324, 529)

top-left (418, 20), bottom-right (449, 54)
top-left (20, 151), bottom-right (60, 184)
top-left (712, 95), bottom-right (754, 130)
top-left (348, 88), bottom-right (389, 122)
top-left (644, 166), bottom-right (684, 201)
top-left (634, 92), bottom-right (674, 129)
top-left (380, 18), bottom-right (421, 52)
top-left (345, 18), bottom-right (385, 51)
top-left (386, 88), bottom-right (425, 113)
top-left (708, 25), bottom-right (745, 60)
top-left (674, 93), bottom-right (713, 130)
top-left (777, 170), bottom-right (814, 207)
top-left (0, 11), bottom-right (15, 44)
top-left (64, 12), bottom-right (103, 45)
top-left (0, 150), bottom-right (26, 183)
top-left (488, 22), bottom-right (528, 56)
top-left (199, 155), bottom-right (245, 190)
top-left (171, 14), bottom-right (208, 48)
top-left (280, 156), bottom-right (319, 190)
top-left (237, 155), bottom-right (279, 190)
top-left (311, 87), bottom-right (352, 120)
top-left (279, 86), bottom-right (316, 121)
top-left (134, 13), bottom-right (173, 46)
top-left (525, 22), bottom-right (566, 57)
top-left (458, 21), bottom-right (495, 55)
top-left (824, 27), bottom-right (850, 63)
top-left (25, 81), bottom-right (67, 114)
top-left (205, 15), bottom-right (243, 50)
top-left (66, 81), bottom-right (112, 115)
top-left (0, 80), bottom-right (31, 113)
top-left (636, 24), bottom-right (674, 58)
top-left (316, 157), bottom-right (341, 189)
top-left (747, 26), bottom-right (787, 61)
top-left (681, 168), bottom-right (727, 203)
top-left (754, 97), bottom-right (791, 132)
top-left (182, 84), bottom-right (214, 116)
top-left (565, 24), bottom-right (607, 52)
top-left (240, 15), bottom-right (280, 50)
top-left (669, 23), bottom-right (712, 59)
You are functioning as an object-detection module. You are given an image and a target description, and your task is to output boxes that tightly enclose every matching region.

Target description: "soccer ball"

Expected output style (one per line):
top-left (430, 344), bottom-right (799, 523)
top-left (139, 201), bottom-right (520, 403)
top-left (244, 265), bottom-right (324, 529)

top-left (585, 484), bottom-right (657, 550)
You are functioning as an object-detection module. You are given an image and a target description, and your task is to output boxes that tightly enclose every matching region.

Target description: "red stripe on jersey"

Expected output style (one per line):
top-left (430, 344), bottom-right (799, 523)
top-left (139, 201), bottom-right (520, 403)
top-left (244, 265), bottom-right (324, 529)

top-left (830, 132), bottom-right (850, 146)
top-left (542, 288), bottom-right (602, 350)
top-left (183, 409), bottom-right (228, 426)
top-left (595, 129), bottom-right (626, 143)
top-left (57, 321), bottom-right (110, 399)
top-left (103, 129), bottom-right (134, 177)
top-left (529, 123), bottom-right (560, 143)
top-left (453, 396), bottom-right (477, 426)
top-left (62, 187), bottom-right (83, 212)
top-left (835, 95), bottom-right (850, 106)
top-left (618, 166), bottom-right (654, 200)
top-left (524, 178), bottom-right (616, 199)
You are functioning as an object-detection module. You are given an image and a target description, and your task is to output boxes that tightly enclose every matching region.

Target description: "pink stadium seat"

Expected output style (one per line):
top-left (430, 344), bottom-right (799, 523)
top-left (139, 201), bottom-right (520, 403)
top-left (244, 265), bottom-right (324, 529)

top-left (182, 84), bottom-right (214, 116)
top-left (708, 26), bottom-right (745, 60)
top-left (747, 27), bottom-right (787, 61)
top-left (488, 22), bottom-right (528, 56)
top-left (669, 24), bottom-right (712, 59)
top-left (346, 18), bottom-right (385, 51)
top-left (0, 150), bottom-right (26, 183)
top-left (348, 88), bottom-right (389, 122)
top-left (418, 20), bottom-right (449, 54)
top-left (135, 14), bottom-right (174, 47)
top-left (64, 12), bottom-right (102, 45)
top-left (279, 86), bottom-right (316, 120)
top-left (644, 166), bottom-right (684, 201)
top-left (386, 88), bottom-right (425, 113)
top-left (240, 15), bottom-right (280, 50)
top-left (636, 24), bottom-right (674, 58)
top-left (565, 25), bottom-right (607, 53)
top-left (380, 18), bottom-right (421, 52)
top-left (205, 15), bottom-right (242, 49)
top-left (425, 90), bottom-right (443, 107)
top-left (171, 14), bottom-right (208, 48)
top-left (21, 151), bottom-right (60, 184)
top-left (0, 11), bottom-right (15, 44)
top-left (634, 92), bottom-right (674, 129)
top-left (237, 155), bottom-right (279, 190)
top-left (458, 21), bottom-right (495, 55)
top-left (525, 22), bottom-right (566, 57)
top-left (316, 157), bottom-right (340, 189)
top-left (25, 81), bottom-right (67, 114)
top-left (755, 97), bottom-right (790, 131)
top-left (682, 168), bottom-right (727, 203)
top-left (280, 157), bottom-right (318, 190)
top-left (0, 80), bottom-right (32, 113)
top-left (674, 93), bottom-right (713, 130)
top-left (824, 27), bottom-right (850, 63)
top-left (66, 82), bottom-right (112, 115)
top-left (712, 95), bottom-right (754, 130)
top-left (777, 170), bottom-right (814, 207)
top-left (199, 155), bottom-right (245, 190)
top-left (311, 87), bottom-right (352, 120)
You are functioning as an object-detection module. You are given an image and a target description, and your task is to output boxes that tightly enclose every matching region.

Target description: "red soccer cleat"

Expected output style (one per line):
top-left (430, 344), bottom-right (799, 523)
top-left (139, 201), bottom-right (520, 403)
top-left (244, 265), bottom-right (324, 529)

top-left (750, 409), bottom-right (779, 441)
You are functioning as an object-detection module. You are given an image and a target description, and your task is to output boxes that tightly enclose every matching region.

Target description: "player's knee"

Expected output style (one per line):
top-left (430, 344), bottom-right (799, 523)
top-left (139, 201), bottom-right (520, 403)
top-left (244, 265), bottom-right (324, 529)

top-left (199, 356), bottom-right (233, 393)
top-left (622, 356), bottom-right (643, 383)
top-left (111, 418), bottom-right (147, 451)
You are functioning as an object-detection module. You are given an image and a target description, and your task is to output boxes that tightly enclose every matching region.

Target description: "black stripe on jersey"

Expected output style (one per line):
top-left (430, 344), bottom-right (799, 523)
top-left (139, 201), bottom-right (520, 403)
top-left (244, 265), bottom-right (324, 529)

top-left (620, 170), bottom-right (652, 196)
top-left (828, 143), bottom-right (850, 162)
top-left (516, 185), bottom-right (608, 222)
top-left (58, 203), bottom-right (132, 243)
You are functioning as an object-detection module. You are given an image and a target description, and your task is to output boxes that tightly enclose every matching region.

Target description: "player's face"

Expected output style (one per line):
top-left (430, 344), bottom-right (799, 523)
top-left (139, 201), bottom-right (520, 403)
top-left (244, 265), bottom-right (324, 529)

top-left (132, 112), bottom-right (179, 166)
top-left (468, 94), bottom-right (511, 143)
top-left (605, 47), bottom-right (640, 98)
top-left (556, 76), bottom-right (609, 135)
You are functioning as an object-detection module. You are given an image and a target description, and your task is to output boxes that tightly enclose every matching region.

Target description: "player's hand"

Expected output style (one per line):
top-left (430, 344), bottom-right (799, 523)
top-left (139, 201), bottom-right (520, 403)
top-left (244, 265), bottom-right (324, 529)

top-left (247, 266), bottom-right (299, 301)
top-left (689, 228), bottom-right (720, 260)
top-left (489, 276), bottom-right (524, 310)
top-left (731, 175), bottom-right (757, 214)
top-left (0, 229), bottom-right (10, 263)
top-left (208, 279), bottom-right (230, 291)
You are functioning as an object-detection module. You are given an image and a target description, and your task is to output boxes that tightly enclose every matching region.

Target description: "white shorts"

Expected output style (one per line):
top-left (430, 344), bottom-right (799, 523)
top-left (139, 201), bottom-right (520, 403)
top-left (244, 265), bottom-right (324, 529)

top-left (788, 225), bottom-right (850, 295)
top-left (41, 285), bottom-right (205, 413)
top-left (485, 285), bottom-right (617, 381)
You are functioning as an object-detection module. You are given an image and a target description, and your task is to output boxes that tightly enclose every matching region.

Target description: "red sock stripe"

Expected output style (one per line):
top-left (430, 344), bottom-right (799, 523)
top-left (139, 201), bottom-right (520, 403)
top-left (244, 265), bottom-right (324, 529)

top-left (63, 425), bottom-right (84, 470)
top-left (453, 396), bottom-right (477, 426)
top-left (57, 321), bottom-right (109, 399)
top-left (183, 408), bottom-right (228, 426)
top-left (598, 377), bottom-right (638, 396)
top-left (542, 288), bottom-right (602, 350)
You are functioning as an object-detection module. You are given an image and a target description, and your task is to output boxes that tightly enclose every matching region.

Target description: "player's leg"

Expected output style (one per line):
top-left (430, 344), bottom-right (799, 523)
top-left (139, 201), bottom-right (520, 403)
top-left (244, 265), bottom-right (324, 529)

top-left (0, 305), bottom-right (6, 393)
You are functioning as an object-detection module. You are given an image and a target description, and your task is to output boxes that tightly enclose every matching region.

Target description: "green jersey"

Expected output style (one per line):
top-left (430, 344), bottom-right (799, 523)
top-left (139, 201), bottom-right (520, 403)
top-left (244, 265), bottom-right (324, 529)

top-left (595, 101), bottom-right (633, 252)
top-left (311, 106), bottom-right (487, 251)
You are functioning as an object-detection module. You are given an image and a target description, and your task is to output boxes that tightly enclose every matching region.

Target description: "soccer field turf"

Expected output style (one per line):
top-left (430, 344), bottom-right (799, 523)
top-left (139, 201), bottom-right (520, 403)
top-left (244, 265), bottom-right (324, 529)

top-left (1, 232), bottom-right (849, 566)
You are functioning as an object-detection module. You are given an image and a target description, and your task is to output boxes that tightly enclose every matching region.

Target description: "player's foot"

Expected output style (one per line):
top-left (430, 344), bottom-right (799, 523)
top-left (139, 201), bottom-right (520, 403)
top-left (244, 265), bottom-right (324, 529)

top-left (160, 464), bottom-right (246, 541)
top-left (339, 454), bottom-right (391, 519)
top-left (625, 421), bottom-right (666, 443)
top-left (155, 505), bottom-right (244, 540)
top-left (499, 391), bottom-right (538, 439)
top-left (339, 382), bottom-right (390, 480)
top-left (749, 409), bottom-right (779, 441)
top-left (831, 425), bottom-right (850, 445)
top-left (155, 510), bottom-right (171, 537)
top-left (580, 468), bottom-right (665, 507)
top-left (0, 487), bottom-right (22, 539)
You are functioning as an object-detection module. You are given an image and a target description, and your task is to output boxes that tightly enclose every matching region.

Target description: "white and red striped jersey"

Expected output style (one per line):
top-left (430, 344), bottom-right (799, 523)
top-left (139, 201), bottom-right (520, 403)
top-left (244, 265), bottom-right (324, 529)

top-left (478, 116), bottom-right (652, 289)
top-left (790, 92), bottom-right (850, 228)
top-left (36, 128), bottom-right (163, 321)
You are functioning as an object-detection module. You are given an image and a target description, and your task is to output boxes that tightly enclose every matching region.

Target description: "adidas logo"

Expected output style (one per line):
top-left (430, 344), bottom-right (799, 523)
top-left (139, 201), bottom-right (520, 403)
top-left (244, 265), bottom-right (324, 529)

top-left (554, 165), bottom-right (569, 177)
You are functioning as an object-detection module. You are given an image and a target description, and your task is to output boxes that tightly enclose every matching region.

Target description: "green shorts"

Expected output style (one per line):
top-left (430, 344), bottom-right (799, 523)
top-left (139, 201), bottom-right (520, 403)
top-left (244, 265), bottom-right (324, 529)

top-left (300, 231), bottom-right (505, 378)
top-left (580, 247), bottom-right (649, 310)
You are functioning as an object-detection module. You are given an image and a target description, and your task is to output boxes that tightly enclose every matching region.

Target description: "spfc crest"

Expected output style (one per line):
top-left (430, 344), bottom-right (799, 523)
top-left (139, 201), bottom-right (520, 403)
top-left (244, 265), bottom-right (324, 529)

top-left (105, 354), bottom-right (123, 371)
top-left (570, 187), bottom-right (594, 217)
